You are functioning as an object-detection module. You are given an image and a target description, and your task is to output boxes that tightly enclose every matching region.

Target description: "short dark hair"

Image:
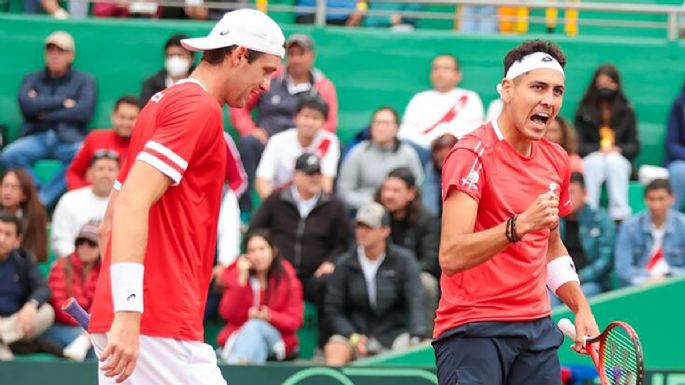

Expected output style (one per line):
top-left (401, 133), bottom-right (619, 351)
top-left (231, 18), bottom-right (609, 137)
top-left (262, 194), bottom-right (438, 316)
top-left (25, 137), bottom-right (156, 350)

top-left (0, 211), bottom-right (22, 237)
top-left (114, 95), bottom-right (142, 111)
top-left (164, 34), bottom-right (190, 52)
top-left (644, 178), bottom-right (672, 196)
top-left (503, 40), bottom-right (566, 77)
top-left (370, 106), bottom-right (400, 126)
top-left (201, 45), bottom-right (264, 66)
top-left (434, 54), bottom-right (460, 71)
top-left (295, 94), bottom-right (329, 117)
top-left (570, 172), bottom-right (585, 189)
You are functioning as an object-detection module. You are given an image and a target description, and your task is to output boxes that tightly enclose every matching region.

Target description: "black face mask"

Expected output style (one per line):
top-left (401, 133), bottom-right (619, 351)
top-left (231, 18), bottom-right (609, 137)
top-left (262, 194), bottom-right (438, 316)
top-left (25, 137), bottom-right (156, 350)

top-left (597, 87), bottom-right (617, 100)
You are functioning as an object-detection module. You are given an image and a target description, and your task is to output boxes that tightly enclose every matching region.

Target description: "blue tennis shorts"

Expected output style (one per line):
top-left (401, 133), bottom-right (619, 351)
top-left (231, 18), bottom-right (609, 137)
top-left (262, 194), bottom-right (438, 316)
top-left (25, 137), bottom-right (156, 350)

top-left (433, 317), bottom-right (564, 385)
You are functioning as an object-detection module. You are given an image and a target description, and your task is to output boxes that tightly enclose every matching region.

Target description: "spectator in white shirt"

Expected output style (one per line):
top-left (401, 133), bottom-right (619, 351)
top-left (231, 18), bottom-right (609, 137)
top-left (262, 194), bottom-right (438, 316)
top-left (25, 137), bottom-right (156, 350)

top-left (255, 95), bottom-right (340, 200)
top-left (399, 54), bottom-right (484, 165)
top-left (51, 151), bottom-right (118, 258)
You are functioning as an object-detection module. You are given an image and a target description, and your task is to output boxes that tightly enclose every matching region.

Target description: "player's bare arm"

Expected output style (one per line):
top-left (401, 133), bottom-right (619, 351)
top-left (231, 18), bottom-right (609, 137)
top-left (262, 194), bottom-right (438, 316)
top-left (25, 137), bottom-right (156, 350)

top-left (98, 189), bottom-right (118, 261)
top-left (439, 189), bottom-right (561, 275)
top-left (546, 227), bottom-right (600, 354)
top-left (100, 161), bottom-right (171, 383)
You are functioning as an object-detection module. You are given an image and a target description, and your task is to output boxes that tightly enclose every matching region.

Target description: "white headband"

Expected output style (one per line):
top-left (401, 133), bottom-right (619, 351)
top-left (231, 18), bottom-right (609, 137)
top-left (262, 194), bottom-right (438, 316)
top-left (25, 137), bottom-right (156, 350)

top-left (496, 52), bottom-right (565, 95)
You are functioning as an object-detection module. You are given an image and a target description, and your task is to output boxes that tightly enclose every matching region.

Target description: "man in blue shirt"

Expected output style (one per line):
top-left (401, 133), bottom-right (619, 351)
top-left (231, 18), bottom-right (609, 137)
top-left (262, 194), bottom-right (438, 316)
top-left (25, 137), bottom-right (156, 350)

top-left (0, 211), bottom-right (53, 360)
top-left (615, 179), bottom-right (685, 286)
top-left (1, 31), bottom-right (96, 208)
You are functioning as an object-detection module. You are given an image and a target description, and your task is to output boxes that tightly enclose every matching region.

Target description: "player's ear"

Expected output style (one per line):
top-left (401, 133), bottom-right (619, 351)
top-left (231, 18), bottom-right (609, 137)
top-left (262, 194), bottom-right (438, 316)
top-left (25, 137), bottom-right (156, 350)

top-left (230, 46), bottom-right (248, 65)
top-left (501, 79), bottom-right (514, 104)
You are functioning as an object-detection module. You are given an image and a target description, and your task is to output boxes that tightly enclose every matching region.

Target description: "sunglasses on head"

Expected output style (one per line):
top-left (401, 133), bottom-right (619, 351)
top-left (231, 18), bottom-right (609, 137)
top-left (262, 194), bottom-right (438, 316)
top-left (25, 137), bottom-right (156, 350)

top-left (76, 239), bottom-right (98, 248)
top-left (92, 150), bottom-right (120, 161)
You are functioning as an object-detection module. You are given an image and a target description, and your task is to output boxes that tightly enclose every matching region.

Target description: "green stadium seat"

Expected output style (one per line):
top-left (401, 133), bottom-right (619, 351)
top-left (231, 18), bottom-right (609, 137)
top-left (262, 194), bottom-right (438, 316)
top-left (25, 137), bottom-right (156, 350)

top-left (32, 159), bottom-right (63, 186)
top-left (296, 301), bottom-right (318, 360)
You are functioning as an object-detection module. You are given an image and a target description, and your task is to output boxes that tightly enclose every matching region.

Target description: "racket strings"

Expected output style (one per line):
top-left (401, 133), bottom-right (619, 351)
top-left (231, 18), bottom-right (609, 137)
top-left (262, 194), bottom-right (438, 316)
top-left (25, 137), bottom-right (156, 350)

top-left (601, 328), bottom-right (640, 385)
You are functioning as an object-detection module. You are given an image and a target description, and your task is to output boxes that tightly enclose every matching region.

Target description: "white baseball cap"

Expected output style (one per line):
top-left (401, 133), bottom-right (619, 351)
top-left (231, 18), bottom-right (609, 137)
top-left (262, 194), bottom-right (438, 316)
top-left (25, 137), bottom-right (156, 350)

top-left (181, 9), bottom-right (285, 58)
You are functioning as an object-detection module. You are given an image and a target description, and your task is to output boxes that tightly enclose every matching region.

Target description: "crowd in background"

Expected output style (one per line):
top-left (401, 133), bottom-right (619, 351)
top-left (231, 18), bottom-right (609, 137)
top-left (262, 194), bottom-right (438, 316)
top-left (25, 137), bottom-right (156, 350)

top-left (1, 24), bottom-right (685, 366)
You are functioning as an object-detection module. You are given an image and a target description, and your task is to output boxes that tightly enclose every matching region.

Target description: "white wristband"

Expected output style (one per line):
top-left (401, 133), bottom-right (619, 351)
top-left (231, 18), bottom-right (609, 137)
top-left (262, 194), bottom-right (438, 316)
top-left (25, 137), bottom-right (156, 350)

top-left (111, 263), bottom-right (144, 313)
top-left (546, 256), bottom-right (580, 293)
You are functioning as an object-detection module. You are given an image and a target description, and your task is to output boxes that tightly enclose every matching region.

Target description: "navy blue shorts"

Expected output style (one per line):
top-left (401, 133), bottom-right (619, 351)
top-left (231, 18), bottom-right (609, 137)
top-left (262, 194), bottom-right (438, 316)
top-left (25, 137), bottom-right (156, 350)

top-left (433, 317), bottom-right (564, 385)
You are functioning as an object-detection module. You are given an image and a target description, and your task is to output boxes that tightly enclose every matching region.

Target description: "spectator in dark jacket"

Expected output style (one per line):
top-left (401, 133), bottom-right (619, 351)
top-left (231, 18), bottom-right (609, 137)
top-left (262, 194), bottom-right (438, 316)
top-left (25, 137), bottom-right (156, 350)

top-left (140, 34), bottom-right (195, 103)
top-left (575, 64), bottom-right (639, 221)
top-left (2, 31), bottom-right (96, 208)
top-left (249, 153), bottom-right (349, 346)
top-left (324, 202), bottom-right (428, 366)
top-left (421, 133), bottom-right (457, 216)
top-left (44, 221), bottom-right (100, 361)
top-left (375, 167), bottom-right (440, 330)
top-left (218, 230), bottom-right (303, 364)
top-left (665, 84), bottom-right (685, 211)
top-left (0, 211), bottom-right (54, 360)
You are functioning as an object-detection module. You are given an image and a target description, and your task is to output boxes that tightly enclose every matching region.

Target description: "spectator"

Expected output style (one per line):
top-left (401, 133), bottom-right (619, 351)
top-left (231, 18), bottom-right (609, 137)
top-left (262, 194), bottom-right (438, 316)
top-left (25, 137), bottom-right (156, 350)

top-left (24, 0), bottom-right (69, 18)
top-left (338, 106), bottom-right (423, 211)
top-left (324, 202), bottom-right (428, 366)
top-left (0, 212), bottom-right (54, 360)
top-left (231, 34), bottom-right (338, 211)
top-left (218, 230), bottom-right (303, 364)
top-left (44, 221), bottom-right (101, 361)
top-left (545, 116), bottom-right (584, 173)
top-left (294, 0), bottom-right (357, 25)
top-left (615, 179), bottom-right (685, 287)
top-left (3, 31), bottom-right (96, 208)
top-left (92, 0), bottom-right (131, 17)
top-left (575, 64), bottom-right (639, 221)
top-left (458, 5), bottom-right (498, 33)
top-left (421, 134), bottom-right (457, 216)
top-left (353, 1), bottom-right (424, 29)
top-left (0, 170), bottom-right (48, 263)
top-left (375, 167), bottom-right (440, 330)
top-left (51, 152), bottom-right (118, 258)
top-left (250, 153), bottom-right (349, 347)
top-left (255, 96), bottom-right (340, 200)
top-left (140, 34), bottom-right (194, 103)
top-left (665, 83), bottom-right (685, 211)
top-left (551, 172), bottom-right (615, 305)
top-left (65, 95), bottom-right (140, 190)
top-left (399, 54), bottom-right (483, 165)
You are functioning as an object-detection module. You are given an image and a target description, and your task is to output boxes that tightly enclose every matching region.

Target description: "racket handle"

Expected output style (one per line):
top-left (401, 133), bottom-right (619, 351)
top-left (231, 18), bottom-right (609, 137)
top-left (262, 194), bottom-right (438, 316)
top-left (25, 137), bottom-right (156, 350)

top-left (558, 318), bottom-right (577, 340)
top-left (62, 297), bottom-right (90, 329)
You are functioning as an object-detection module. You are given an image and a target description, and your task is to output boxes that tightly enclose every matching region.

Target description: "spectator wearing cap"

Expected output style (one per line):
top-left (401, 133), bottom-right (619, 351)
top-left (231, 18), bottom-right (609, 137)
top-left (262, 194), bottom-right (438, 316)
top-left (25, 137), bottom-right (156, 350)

top-left (44, 220), bottom-right (101, 361)
top-left (2, 31), bottom-right (96, 209)
top-left (324, 202), bottom-right (428, 366)
top-left (399, 54), bottom-right (483, 166)
top-left (250, 153), bottom-right (349, 347)
top-left (375, 167), bottom-right (440, 330)
top-left (65, 96), bottom-right (140, 191)
top-left (141, 34), bottom-right (195, 103)
top-left (421, 134), bottom-right (458, 216)
top-left (255, 95), bottom-right (340, 200)
top-left (338, 106), bottom-right (423, 211)
top-left (51, 153), bottom-right (119, 258)
top-left (0, 211), bottom-right (54, 361)
top-left (231, 34), bottom-right (338, 212)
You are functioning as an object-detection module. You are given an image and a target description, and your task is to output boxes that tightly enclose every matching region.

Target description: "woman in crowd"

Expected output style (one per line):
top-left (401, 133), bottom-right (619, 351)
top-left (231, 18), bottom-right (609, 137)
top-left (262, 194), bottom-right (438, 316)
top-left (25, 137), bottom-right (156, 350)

top-left (545, 116), bottom-right (584, 173)
top-left (218, 230), bottom-right (303, 364)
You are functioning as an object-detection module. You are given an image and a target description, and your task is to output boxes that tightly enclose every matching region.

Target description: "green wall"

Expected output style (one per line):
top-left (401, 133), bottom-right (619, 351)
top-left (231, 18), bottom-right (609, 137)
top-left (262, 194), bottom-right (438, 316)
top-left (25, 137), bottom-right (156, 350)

top-left (0, 14), bottom-right (683, 167)
top-left (355, 276), bottom-right (685, 370)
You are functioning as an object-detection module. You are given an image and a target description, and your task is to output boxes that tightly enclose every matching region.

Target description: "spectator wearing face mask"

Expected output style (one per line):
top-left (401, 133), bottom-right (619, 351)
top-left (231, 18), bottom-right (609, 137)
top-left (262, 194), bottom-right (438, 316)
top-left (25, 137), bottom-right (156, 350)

top-left (140, 34), bottom-right (195, 103)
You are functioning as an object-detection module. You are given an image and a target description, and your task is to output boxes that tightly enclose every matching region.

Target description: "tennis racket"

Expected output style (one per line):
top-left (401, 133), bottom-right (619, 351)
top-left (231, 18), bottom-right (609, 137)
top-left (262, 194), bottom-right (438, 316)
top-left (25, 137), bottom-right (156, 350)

top-left (62, 297), bottom-right (90, 329)
top-left (558, 318), bottom-right (644, 385)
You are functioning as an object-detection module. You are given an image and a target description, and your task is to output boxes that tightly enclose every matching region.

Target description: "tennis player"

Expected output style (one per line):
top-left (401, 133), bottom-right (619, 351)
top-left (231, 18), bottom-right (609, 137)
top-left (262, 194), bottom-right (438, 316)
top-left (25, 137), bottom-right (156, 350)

top-left (87, 9), bottom-right (285, 385)
top-left (434, 40), bottom-right (600, 385)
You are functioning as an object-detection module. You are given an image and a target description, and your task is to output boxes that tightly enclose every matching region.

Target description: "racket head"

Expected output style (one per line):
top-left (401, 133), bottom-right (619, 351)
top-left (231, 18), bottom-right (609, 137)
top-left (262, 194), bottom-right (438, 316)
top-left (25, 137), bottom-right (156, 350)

top-left (595, 321), bottom-right (645, 385)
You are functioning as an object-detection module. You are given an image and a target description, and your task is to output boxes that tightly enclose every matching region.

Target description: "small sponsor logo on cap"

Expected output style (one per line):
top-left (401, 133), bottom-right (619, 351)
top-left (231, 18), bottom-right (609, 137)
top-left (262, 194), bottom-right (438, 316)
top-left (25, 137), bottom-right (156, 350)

top-left (219, 29), bottom-right (230, 36)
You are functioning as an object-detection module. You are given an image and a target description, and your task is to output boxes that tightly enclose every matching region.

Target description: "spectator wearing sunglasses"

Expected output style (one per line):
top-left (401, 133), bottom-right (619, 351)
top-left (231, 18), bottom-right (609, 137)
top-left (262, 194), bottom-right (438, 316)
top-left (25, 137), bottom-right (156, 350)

top-left (51, 152), bottom-right (119, 258)
top-left (65, 96), bottom-right (140, 191)
top-left (44, 220), bottom-right (101, 361)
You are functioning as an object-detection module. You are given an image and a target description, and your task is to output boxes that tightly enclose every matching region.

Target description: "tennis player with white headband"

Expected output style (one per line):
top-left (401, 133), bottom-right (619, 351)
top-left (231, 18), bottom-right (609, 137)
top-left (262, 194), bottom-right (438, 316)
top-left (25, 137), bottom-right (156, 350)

top-left (88, 9), bottom-right (285, 385)
top-left (435, 40), bottom-right (600, 385)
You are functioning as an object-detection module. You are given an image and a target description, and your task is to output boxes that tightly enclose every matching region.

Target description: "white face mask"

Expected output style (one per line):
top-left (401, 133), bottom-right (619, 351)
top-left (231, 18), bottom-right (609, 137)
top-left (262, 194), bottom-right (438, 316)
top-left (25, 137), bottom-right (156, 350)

top-left (165, 55), bottom-right (190, 77)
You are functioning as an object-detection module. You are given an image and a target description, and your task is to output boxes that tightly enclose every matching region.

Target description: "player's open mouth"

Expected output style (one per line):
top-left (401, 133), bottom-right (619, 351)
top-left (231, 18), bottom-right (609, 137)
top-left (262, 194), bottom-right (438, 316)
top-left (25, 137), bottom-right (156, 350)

top-left (530, 112), bottom-right (550, 127)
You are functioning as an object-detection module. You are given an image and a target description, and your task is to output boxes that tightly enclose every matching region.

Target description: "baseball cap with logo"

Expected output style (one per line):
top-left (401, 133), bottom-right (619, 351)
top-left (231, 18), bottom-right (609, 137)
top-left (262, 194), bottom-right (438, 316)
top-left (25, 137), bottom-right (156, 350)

top-left (355, 202), bottom-right (389, 229)
top-left (44, 31), bottom-right (75, 52)
top-left (181, 9), bottom-right (285, 58)
top-left (294, 153), bottom-right (321, 174)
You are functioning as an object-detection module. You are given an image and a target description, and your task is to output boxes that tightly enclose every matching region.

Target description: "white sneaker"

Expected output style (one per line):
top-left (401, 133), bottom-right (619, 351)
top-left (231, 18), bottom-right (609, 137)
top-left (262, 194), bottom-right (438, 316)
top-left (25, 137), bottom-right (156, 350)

top-left (0, 342), bottom-right (13, 361)
top-left (62, 334), bottom-right (91, 362)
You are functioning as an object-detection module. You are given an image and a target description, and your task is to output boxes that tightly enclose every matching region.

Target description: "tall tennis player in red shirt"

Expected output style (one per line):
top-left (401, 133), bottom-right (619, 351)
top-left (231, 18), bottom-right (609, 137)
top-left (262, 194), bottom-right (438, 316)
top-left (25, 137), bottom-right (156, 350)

top-left (434, 40), bottom-right (600, 385)
top-left (88, 9), bottom-right (285, 385)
